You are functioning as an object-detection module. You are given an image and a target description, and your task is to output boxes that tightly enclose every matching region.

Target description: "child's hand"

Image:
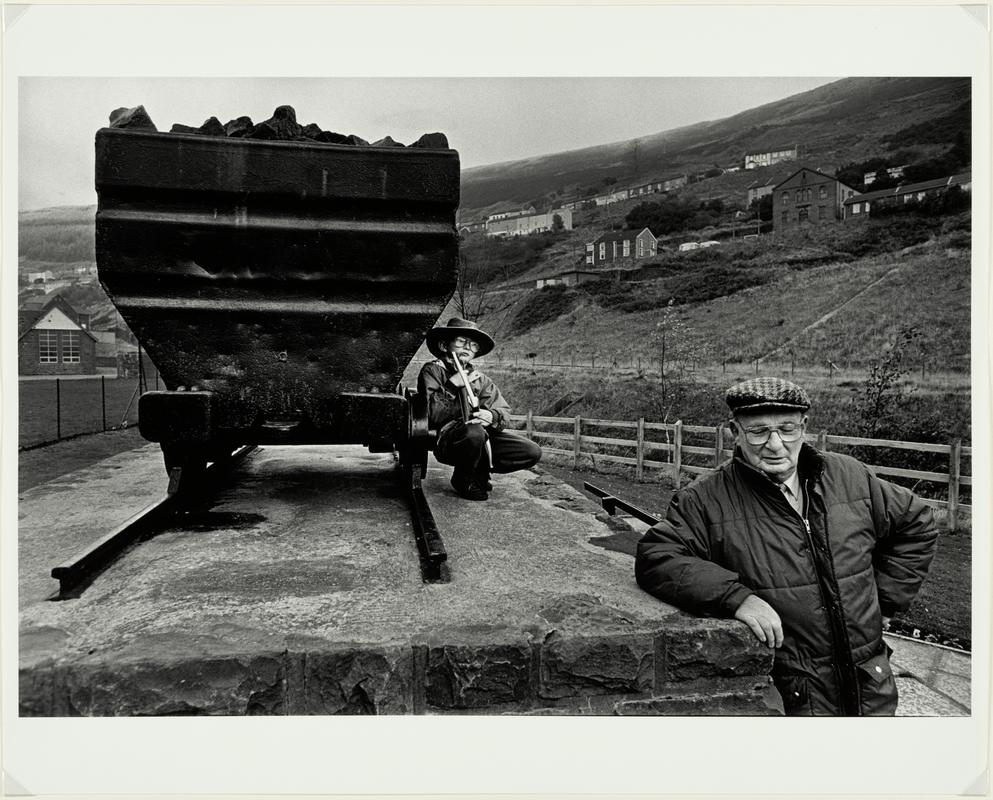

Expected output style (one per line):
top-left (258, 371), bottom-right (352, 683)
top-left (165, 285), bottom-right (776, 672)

top-left (469, 410), bottom-right (493, 426)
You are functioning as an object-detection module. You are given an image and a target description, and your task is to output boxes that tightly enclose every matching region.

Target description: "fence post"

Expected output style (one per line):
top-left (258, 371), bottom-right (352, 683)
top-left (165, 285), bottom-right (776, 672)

top-left (636, 417), bottom-right (645, 481)
top-left (526, 409), bottom-right (533, 440)
top-left (714, 423), bottom-right (725, 468)
top-left (672, 420), bottom-right (682, 485)
top-left (948, 438), bottom-right (961, 531)
top-left (573, 416), bottom-right (582, 469)
top-left (817, 430), bottom-right (829, 452)
top-left (101, 375), bottom-right (107, 432)
top-left (56, 378), bottom-right (62, 441)
top-left (591, 355), bottom-right (596, 370)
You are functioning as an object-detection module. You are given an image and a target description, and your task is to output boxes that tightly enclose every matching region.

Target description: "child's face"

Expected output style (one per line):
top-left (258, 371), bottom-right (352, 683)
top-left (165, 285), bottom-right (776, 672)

top-left (442, 336), bottom-right (481, 363)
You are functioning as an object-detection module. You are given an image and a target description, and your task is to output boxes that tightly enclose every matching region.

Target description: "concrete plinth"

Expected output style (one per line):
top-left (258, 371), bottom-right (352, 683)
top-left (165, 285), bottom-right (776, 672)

top-left (19, 444), bottom-right (778, 715)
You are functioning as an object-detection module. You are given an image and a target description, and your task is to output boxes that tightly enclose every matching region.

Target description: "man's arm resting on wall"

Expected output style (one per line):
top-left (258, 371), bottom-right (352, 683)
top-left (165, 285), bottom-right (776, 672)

top-left (635, 492), bottom-right (753, 618)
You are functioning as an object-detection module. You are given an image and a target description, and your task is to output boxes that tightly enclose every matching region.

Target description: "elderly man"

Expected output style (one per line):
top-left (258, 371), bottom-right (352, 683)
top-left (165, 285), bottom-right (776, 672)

top-left (635, 377), bottom-right (937, 716)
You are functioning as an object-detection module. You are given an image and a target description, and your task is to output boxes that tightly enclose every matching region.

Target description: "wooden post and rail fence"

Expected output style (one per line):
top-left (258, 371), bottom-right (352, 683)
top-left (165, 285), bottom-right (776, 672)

top-left (509, 413), bottom-right (972, 530)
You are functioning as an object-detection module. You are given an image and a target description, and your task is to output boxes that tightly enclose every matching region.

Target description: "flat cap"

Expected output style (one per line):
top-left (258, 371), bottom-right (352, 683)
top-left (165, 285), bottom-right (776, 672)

top-left (725, 377), bottom-right (811, 413)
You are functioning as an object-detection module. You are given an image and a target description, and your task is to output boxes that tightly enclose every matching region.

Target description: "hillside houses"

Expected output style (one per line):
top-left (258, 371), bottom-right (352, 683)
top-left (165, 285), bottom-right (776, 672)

top-left (773, 166), bottom-right (859, 231)
top-left (586, 228), bottom-right (657, 267)
top-left (843, 171), bottom-right (971, 219)
top-left (485, 207), bottom-right (573, 237)
top-left (744, 145), bottom-right (799, 170)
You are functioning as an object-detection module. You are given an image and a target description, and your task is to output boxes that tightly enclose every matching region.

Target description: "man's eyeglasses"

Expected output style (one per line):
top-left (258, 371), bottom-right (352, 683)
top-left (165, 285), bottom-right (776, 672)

top-left (740, 423), bottom-right (804, 446)
top-left (451, 337), bottom-right (480, 353)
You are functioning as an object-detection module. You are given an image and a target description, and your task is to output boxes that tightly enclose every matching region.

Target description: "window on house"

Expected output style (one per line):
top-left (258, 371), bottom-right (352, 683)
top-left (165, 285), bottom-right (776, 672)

top-left (795, 190), bottom-right (802, 203)
top-left (806, 188), bottom-right (812, 202)
top-left (798, 208), bottom-right (809, 223)
top-left (586, 253), bottom-right (594, 265)
top-left (612, 242), bottom-right (618, 259)
top-left (819, 186), bottom-right (827, 199)
top-left (852, 203), bottom-right (861, 215)
top-left (623, 240), bottom-right (630, 257)
top-left (62, 331), bottom-right (80, 363)
top-left (781, 211), bottom-right (789, 225)
top-left (599, 243), bottom-right (606, 261)
top-left (782, 192), bottom-right (789, 205)
top-left (819, 205), bottom-right (826, 220)
top-left (637, 239), bottom-right (644, 257)
top-left (39, 331), bottom-right (58, 363)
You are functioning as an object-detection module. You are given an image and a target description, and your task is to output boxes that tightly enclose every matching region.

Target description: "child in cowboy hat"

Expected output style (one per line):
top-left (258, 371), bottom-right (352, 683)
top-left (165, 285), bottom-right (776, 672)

top-left (418, 317), bottom-right (542, 500)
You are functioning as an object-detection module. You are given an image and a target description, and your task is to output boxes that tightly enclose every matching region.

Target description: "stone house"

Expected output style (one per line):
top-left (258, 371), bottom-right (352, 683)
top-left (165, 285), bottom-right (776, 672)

top-left (773, 167), bottom-right (859, 231)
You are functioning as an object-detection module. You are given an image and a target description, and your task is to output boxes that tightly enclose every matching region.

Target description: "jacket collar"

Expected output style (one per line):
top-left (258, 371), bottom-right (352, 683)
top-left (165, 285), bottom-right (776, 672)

top-left (731, 442), bottom-right (824, 491)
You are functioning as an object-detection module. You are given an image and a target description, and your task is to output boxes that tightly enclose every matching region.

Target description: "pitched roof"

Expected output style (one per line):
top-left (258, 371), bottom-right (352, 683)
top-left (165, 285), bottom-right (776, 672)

top-left (842, 171), bottom-right (972, 205)
top-left (17, 294), bottom-right (97, 342)
top-left (589, 227), bottom-right (656, 245)
top-left (772, 165), bottom-right (856, 192)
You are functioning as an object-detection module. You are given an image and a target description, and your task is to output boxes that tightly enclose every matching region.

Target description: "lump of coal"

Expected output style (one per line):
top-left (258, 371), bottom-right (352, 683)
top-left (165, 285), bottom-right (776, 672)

top-left (316, 130), bottom-right (351, 144)
top-left (224, 116), bottom-right (254, 138)
top-left (373, 136), bottom-right (404, 148)
top-left (301, 123), bottom-right (324, 140)
top-left (198, 116), bottom-right (226, 137)
top-left (170, 123), bottom-right (200, 134)
top-left (411, 132), bottom-right (449, 149)
top-left (250, 105), bottom-right (303, 140)
top-left (347, 134), bottom-right (369, 146)
top-left (109, 106), bottom-right (157, 131)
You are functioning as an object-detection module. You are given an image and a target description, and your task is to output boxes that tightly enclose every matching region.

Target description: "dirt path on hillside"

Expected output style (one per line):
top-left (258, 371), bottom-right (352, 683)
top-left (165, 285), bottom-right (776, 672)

top-left (759, 264), bottom-right (904, 362)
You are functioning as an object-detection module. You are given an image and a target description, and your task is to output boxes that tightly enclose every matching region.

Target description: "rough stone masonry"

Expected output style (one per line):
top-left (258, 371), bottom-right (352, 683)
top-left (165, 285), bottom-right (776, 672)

top-left (19, 445), bottom-right (782, 716)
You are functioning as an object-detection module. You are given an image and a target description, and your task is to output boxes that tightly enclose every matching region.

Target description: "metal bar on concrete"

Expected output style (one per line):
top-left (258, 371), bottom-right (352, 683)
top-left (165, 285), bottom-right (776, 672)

top-left (50, 445), bottom-right (257, 600)
top-left (402, 464), bottom-right (449, 583)
top-left (583, 482), bottom-right (661, 527)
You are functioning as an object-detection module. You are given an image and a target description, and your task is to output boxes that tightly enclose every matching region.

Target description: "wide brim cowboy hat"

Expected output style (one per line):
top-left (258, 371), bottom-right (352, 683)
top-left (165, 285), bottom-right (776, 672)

top-left (426, 317), bottom-right (495, 359)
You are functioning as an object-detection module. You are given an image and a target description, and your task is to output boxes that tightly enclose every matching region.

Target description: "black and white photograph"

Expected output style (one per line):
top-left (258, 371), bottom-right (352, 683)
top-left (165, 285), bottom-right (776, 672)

top-left (3, 3), bottom-right (989, 797)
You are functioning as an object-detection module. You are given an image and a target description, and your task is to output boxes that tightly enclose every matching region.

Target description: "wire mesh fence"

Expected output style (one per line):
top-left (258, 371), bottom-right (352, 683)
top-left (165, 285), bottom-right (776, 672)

top-left (19, 367), bottom-right (162, 450)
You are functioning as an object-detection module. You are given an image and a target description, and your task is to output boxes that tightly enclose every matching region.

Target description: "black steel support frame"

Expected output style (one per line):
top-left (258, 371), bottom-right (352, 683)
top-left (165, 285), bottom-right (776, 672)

top-left (583, 482), bottom-right (661, 526)
top-left (49, 446), bottom-right (258, 600)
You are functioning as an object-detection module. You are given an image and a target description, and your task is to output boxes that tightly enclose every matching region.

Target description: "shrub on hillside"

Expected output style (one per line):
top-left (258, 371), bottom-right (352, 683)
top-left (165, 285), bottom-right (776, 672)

top-left (510, 285), bottom-right (579, 332)
top-left (19, 223), bottom-right (95, 263)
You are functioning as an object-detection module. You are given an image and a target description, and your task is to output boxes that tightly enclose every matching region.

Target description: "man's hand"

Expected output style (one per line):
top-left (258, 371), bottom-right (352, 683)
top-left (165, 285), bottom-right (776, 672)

top-left (734, 594), bottom-right (783, 648)
top-left (468, 409), bottom-right (493, 426)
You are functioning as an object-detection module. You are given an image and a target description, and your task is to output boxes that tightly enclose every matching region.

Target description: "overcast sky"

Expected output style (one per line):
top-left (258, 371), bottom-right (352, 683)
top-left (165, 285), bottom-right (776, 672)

top-left (18, 76), bottom-right (836, 211)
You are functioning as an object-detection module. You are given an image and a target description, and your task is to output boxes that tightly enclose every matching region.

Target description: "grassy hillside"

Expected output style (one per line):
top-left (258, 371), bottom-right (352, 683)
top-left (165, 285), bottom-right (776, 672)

top-left (19, 205), bottom-right (96, 265)
top-left (460, 76), bottom-right (970, 216)
top-left (478, 212), bottom-right (971, 372)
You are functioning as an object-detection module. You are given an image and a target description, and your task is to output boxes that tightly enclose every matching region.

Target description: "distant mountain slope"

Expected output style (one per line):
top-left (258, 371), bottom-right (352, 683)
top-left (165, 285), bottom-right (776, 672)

top-left (460, 76), bottom-right (970, 215)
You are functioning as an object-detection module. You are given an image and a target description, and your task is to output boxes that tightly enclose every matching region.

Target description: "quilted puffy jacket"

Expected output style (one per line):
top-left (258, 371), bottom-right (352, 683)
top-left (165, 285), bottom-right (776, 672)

top-left (635, 444), bottom-right (937, 716)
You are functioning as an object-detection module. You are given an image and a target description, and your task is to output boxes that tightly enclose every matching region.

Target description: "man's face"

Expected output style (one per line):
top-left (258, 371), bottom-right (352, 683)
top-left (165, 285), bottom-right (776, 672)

top-left (733, 410), bottom-right (807, 482)
top-left (440, 336), bottom-right (480, 364)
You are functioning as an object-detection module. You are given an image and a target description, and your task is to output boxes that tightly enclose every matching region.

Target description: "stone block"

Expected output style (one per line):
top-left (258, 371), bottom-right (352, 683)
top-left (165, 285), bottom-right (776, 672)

top-left (659, 620), bottom-right (774, 686)
top-left (63, 654), bottom-right (286, 716)
top-left (18, 665), bottom-right (71, 716)
top-left (109, 105), bottom-right (156, 131)
top-left (287, 645), bottom-right (412, 715)
top-left (415, 627), bottom-right (533, 711)
top-left (539, 632), bottom-right (654, 699)
top-left (615, 682), bottom-right (784, 716)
